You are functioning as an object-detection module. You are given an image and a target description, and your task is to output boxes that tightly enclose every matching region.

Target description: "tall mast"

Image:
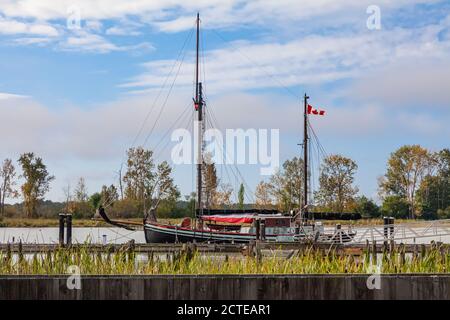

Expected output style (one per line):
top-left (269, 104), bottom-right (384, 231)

top-left (195, 13), bottom-right (200, 104)
top-left (195, 13), bottom-right (203, 217)
top-left (303, 93), bottom-right (309, 222)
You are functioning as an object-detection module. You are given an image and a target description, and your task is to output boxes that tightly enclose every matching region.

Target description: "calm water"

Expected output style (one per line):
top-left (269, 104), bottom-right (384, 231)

top-left (0, 226), bottom-right (449, 244)
top-left (0, 227), bottom-right (146, 244)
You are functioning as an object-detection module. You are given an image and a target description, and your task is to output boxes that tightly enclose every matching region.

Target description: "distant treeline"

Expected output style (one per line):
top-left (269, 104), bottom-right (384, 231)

top-left (2, 199), bottom-right (195, 219)
top-left (0, 145), bottom-right (449, 221)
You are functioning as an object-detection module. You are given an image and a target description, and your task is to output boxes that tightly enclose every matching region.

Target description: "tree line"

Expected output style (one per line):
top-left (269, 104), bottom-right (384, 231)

top-left (253, 145), bottom-right (449, 219)
top-left (0, 145), bottom-right (448, 220)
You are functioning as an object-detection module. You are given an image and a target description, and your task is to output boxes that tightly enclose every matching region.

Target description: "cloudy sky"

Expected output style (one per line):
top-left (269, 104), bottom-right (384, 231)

top-left (0, 0), bottom-right (449, 203)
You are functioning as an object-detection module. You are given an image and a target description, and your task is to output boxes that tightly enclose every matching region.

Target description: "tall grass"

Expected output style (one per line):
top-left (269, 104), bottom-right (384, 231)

top-left (0, 244), bottom-right (448, 275)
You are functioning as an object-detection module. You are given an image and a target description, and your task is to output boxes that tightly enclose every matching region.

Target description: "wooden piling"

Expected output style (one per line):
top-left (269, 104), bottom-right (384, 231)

top-left (66, 214), bottom-right (72, 246)
top-left (58, 214), bottom-right (65, 246)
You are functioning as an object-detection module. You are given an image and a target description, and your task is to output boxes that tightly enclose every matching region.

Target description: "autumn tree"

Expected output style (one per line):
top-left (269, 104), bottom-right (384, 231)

top-left (238, 183), bottom-right (245, 209)
top-left (255, 181), bottom-right (273, 209)
top-left (268, 157), bottom-right (304, 211)
top-left (378, 145), bottom-right (436, 218)
top-left (101, 184), bottom-right (119, 206)
top-left (74, 177), bottom-right (88, 202)
top-left (62, 182), bottom-right (75, 213)
top-left (123, 147), bottom-right (155, 201)
top-left (123, 147), bottom-right (179, 220)
top-left (146, 161), bottom-right (179, 220)
top-left (315, 154), bottom-right (358, 213)
top-left (18, 153), bottom-right (54, 218)
top-left (0, 158), bottom-right (19, 215)
top-left (203, 154), bottom-right (218, 209)
top-left (214, 183), bottom-right (233, 207)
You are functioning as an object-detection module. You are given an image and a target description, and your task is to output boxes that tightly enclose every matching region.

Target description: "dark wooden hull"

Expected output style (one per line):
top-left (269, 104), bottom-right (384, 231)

top-left (144, 222), bottom-right (261, 243)
top-left (144, 222), bottom-right (356, 244)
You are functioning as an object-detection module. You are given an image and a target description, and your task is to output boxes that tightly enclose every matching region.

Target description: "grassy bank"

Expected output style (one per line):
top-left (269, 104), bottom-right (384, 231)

top-left (0, 244), bottom-right (448, 275)
top-left (0, 218), bottom-right (110, 228)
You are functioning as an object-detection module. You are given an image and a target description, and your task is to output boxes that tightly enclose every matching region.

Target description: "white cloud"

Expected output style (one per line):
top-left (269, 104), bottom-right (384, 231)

top-left (105, 26), bottom-right (141, 36)
top-left (122, 19), bottom-right (450, 94)
top-left (0, 92), bottom-right (29, 99)
top-left (58, 30), bottom-right (154, 53)
top-left (0, 0), bottom-right (441, 36)
top-left (0, 16), bottom-right (59, 36)
top-left (1, 89), bottom-right (447, 201)
top-left (352, 60), bottom-right (450, 108)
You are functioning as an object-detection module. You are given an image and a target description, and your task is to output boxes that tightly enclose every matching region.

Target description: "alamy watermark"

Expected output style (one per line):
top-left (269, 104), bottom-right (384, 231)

top-left (366, 264), bottom-right (382, 290)
top-left (66, 265), bottom-right (81, 290)
top-left (171, 123), bottom-right (279, 176)
top-left (67, 5), bottom-right (82, 30)
top-left (367, 5), bottom-right (381, 30)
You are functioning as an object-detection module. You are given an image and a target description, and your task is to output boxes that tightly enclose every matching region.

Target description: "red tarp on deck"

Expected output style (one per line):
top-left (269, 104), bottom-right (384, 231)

top-left (201, 214), bottom-right (255, 224)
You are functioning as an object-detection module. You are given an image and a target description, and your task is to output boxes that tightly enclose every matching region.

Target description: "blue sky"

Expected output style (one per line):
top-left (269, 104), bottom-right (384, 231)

top-left (0, 0), bottom-right (449, 204)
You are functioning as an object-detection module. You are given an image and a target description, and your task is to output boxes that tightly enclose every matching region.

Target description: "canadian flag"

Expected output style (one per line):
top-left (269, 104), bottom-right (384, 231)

top-left (308, 104), bottom-right (325, 116)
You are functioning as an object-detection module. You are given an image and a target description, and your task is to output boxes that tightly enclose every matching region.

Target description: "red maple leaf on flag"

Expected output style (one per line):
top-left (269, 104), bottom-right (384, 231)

top-left (307, 104), bottom-right (325, 116)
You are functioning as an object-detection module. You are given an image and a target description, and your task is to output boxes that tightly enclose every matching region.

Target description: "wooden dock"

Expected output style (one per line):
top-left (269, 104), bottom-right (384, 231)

top-left (1, 241), bottom-right (448, 255)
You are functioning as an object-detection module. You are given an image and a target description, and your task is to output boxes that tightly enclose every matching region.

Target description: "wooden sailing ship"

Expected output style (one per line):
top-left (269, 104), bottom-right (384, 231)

top-left (100, 13), bottom-right (357, 244)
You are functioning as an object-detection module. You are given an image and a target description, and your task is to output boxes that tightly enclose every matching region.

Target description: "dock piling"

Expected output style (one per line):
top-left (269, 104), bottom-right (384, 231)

top-left (66, 214), bottom-right (72, 246)
top-left (58, 214), bottom-right (65, 246)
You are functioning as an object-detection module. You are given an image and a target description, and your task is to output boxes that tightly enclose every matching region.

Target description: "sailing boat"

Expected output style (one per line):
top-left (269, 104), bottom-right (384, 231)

top-left (101, 14), bottom-right (356, 244)
top-left (143, 13), bottom-right (324, 244)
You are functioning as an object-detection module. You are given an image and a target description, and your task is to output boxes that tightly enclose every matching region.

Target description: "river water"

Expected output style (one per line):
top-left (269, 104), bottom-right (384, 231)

top-left (0, 225), bottom-right (449, 244)
top-left (0, 227), bottom-right (146, 244)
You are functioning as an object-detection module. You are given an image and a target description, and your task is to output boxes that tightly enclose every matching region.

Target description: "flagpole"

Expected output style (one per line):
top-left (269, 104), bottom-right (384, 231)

top-left (303, 93), bottom-right (309, 223)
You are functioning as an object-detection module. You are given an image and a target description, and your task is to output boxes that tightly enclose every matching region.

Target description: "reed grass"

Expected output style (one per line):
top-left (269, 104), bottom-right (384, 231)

top-left (0, 244), bottom-right (448, 275)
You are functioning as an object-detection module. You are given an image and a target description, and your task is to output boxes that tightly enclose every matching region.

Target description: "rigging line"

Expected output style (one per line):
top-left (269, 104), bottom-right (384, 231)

top-left (204, 105), bottom-right (236, 196)
top-left (152, 100), bottom-right (193, 156)
top-left (153, 103), bottom-right (194, 161)
top-left (102, 27), bottom-right (195, 211)
top-left (141, 32), bottom-right (193, 149)
top-left (201, 25), bottom-right (207, 92)
top-left (206, 105), bottom-right (255, 203)
top-left (205, 107), bottom-right (237, 205)
top-left (309, 127), bottom-right (315, 205)
top-left (308, 120), bottom-right (327, 159)
top-left (209, 29), bottom-right (300, 100)
top-left (131, 26), bottom-right (195, 150)
top-left (206, 104), bottom-right (254, 202)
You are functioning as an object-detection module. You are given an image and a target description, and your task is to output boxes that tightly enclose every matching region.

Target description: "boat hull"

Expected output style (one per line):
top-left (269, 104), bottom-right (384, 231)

top-left (145, 222), bottom-right (264, 243)
top-left (144, 222), bottom-right (356, 244)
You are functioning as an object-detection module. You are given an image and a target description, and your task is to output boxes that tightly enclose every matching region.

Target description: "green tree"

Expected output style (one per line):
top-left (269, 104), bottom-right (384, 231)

top-left (416, 148), bottom-right (450, 219)
top-left (18, 153), bottom-right (54, 218)
top-left (353, 196), bottom-right (380, 218)
top-left (89, 193), bottom-right (102, 210)
top-left (268, 157), bottom-right (304, 211)
top-left (381, 195), bottom-right (410, 219)
top-left (238, 183), bottom-right (244, 210)
top-left (315, 154), bottom-right (358, 213)
top-left (379, 145), bottom-right (436, 218)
